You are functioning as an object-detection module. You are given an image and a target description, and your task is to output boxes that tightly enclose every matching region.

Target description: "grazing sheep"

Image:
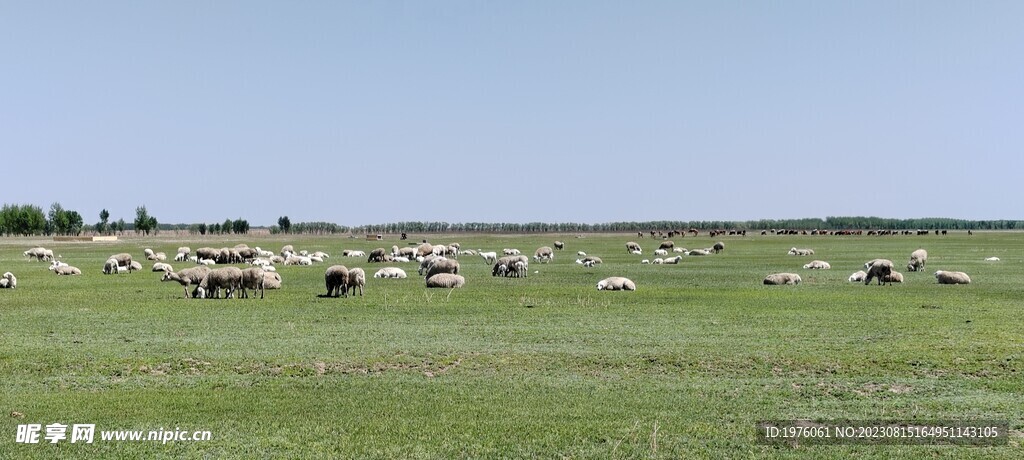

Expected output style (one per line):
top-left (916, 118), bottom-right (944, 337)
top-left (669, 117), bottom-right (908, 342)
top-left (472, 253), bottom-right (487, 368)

top-left (324, 265), bottom-right (350, 297)
top-left (907, 249), bottom-right (928, 272)
top-left (663, 256), bottom-right (683, 264)
top-left (152, 262), bottom-right (174, 273)
top-left (985, 257), bottom-right (1000, 261)
top-left (347, 268), bottom-right (366, 296)
top-left (425, 258), bottom-right (460, 279)
top-left (144, 248), bottom-right (155, 258)
top-left (625, 242), bottom-right (641, 253)
top-left (102, 258), bottom-right (119, 274)
top-left (426, 273), bottom-right (465, 288)
top-left (263, 271), bottom-right (282, 289)
top-left (416, 243), bottom-right (434, 258)
top-left (848, 270), bottom-right (867, 282)
top-left (177, 246), bottom-right (191, 257)
top-left (596, 277), bottom-right (636, 291)
top-left (374, 267), bottom-right (408, 279)
top-left (554, 241), bottom-right (564, 250)
top-left (503, 248), bottom-right (521, 256)
top-left (24, 247), bottom-right (50, 261)
top-left (52, 265), bottom-right (82, 275)
top-left (418, 255), bottom-right (441, 275)
top-left (713, 242), bottom-right (725, 254)
top-left (367, 248), bottom-right (389, 263)
top-left (108, 253), bottom-right (135, 272)
top-left (174, 252), bottom-right (188, 262)
top-left (864, 259), bottom-right (895, 285)
top-left (882, 271), bottom-right (904, 283)
top-left (195, 247), bottom-right (220, 262)
top-left (534, 246), bottom-right (554, 263)
top-left (788, 247), bottom-right (814, 256)
top-left (658, 241), bottom-right (674, 250)
top-left (1, 272), bottom-right (17, 289)
top-left (935, 270), bottom-right (971, 285)
top-left (239, 267), bottom-right (266, 299)
top-left (803, 260), bottom-right (832, 270)
top-left (478, 251), bottom-right (498, 264)
top-left (763, 273), bottom-right (802, 285)
top-left (196, 266), bottom-right (244, 299)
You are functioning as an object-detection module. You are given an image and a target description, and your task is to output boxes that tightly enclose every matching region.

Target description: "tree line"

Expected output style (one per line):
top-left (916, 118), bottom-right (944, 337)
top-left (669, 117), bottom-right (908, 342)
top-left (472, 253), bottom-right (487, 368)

top-left (2, 204), bottom-right (1021, 237)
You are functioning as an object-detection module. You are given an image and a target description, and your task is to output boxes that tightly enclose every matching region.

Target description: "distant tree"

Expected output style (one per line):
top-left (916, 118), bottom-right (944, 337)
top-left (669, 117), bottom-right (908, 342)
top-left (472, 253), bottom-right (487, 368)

top-left (147, 216), bottom-right (158, 235)
top-left (115, 218), bottom-right (126, 235)
top-left (232, 219), bottom-right (249, 234)
top-left (66, 211), bottom-right (84, 235)
top-left (97, 208), bottom-right (110, 234)
top-left (222, 219), bottom-right (233, 235)
top-left (210, 223), bottom-right (221, 234)
top-left (134, 206), bottom-right (152, 235)
top-left (278, 216), bottom-right (291, 233)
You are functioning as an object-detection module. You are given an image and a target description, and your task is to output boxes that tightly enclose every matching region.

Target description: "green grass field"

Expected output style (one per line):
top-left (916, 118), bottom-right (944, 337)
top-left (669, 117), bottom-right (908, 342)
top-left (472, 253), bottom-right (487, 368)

top-left (1, 232), bottom-right (1021, 458)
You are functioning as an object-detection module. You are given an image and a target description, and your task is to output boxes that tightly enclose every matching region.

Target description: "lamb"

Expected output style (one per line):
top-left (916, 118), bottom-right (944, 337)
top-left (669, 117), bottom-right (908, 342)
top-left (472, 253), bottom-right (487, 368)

top-left (577, 251), bottom-right (587, 256)
top-left (308, 255), bottom-right (324, 263)
top-left (239, 267), bottom-right (266, 299)
top-left (658, 241), bottom-right (674, 250)
top-left (575, 256), bottom-right (603, 266)
top-left (907, 249), bottom-right (928, 272)
top-left (367, 248), bottom-right (389, 263)
top-left (503, 248), bottom-right (521, 256)
top-left (147, 252), bottom-right (167, 261)
top-left (108, 253), bottom-right (135, 272)
top-left (478, 251), bottom-right (498, 264)
top-left (48, 260), bottom-right (69, 270)
top-left (848, 270), bottom-right (867, 282)
top-left (424, 258), bottom-right (460, 279)
top-left (269, 255), bottom-right (285, 264)
top-left (596, 277), bottom-right (636, 291)
top-left (763, 273), bottom-right (802, 285)
top-left (392, 256), bottom-right (410, 263)
top-left (687, 249), bottom-right (710, 256)
top-left (346, 250), bottom-right (367, 258)
top-left (985, 257), bottom-right (1000, 261)
top-left (630, 250), bottom-right (642, 255)
top-left (162, 267), bottom-right (213, 298)
top-left (52, 265), bottom-right (82, 275)
top-left (625, 242), bottom-right (641, 253)
top-left (803, 260), bottom-right (831, 270)
top-left (534, 246), bottom-right (554, 263)
top-left (254, 247), bottom-right (274, 258)
top-left (653, 249), bottom-right (668, 256)
top-left (663, 255), bottom-right (682, 264)
top-left (250, 258), bottom-right (272, 267)
top-left (346, 268), bottom-right (366, 296)
top-left (102, 258), bottom-right (119, 274)
top-left (426, 273), bottom-right (465, 288)
top-left (324, 265), bottom-right (350, 297)
top-left (174, 252), bottom-right (189, 262)
top-left (280, 245), bottom-right (294, 257)
top-left (788, 247), bottom-right (814, 256)
top-left (713, 242), bottom-right (725, 254)
top-left (882, 271), bottom-right (904, 283)
top-left (935, 270), bottom-right (971, 285)
top-left (673, 247), bottom-right (687, 253)
top-left (1, 272), bottom-right (16, 289)
top-left (196, 266), bottom-right (244, 299)
top-left (309, 250), bottom-right (329, 258)
top-left (197, 259), bottom-right (216, 266)
top-left (864, 259), bottom-right (895, 285)
top-left (458, 249), bottom-right (477, 256)
top-left (554, 241), bottom-right (564, 250)
top-left (177, 247), bottom-right (191, 258)
top-left (299, 250), bottom-right (310, 257)
top-left (374, 267), bottom-right (408, 279)
top-left (152, 262), bottom-right (174, 273)
top-left (641, 259), bottom-right (650, 264)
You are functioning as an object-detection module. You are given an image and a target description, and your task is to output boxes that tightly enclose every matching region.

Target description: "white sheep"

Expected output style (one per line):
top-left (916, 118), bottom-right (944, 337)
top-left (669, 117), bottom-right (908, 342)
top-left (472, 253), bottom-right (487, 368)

top-left (197, 259), bottom-right (217, 266)
top-left (663, 256), bottom-right (682, 264)
top-left (673, 247), bottom-right (686, 253)
top-left (152, 262), bottom-right (174, 273)
top-left (53, 265), bottom-right (82, 275)
top-left (652, 258), bottom-right (664, 265)
top-left (763, 273), bottom-right (802, 285)
top-left (503, 249), bottom-right (521, 256)
top-left (803, 260), bottom-right (831, 270)
top-left (2, 272), bottom-right (18, 288)
top-left (848, 271), bottom-right (867, 282)
top-left (48, 260), bottom-right (70, 271)
top-left (596, 277), bottom-right (636, 291)
top-left (935, 270), bottom-right (971, 285)
top-left (985, 257), bottom-right (1000, 261)
top-left (426, 273), bottom-right (465, 288)
top-left (788, 247), bottom-right (814, 256)
top-left (641, 259), bottom-right (650, 264)
top-left (374, 267), bottom-right (408, 279)
top-left (654, 249), bottom-right (668, 256)
top-left (346, 250), bottom-right (366, 258)
top-left (479, 251), bottom-right (498, 264)
top-left (577, 251), bottom-right (587, 256)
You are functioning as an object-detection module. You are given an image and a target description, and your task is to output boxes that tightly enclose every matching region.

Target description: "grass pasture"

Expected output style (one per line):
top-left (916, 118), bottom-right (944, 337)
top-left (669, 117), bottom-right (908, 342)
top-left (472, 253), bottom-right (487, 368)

top-left (0, 232), bottom-right (1022, 458)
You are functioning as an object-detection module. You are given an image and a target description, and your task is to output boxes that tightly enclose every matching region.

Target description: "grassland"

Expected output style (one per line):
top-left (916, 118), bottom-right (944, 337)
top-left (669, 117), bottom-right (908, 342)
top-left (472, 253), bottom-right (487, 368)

top-left (0, 232), bottom-right (1021, 458)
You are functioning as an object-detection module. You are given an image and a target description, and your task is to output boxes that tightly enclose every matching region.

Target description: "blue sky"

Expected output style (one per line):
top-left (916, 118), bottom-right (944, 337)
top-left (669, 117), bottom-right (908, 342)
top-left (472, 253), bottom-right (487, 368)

top-left (2, 1), bottom-right (1021, 226)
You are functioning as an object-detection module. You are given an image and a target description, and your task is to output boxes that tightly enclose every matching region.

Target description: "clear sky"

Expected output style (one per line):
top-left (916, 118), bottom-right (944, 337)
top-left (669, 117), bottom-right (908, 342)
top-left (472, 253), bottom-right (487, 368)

top-left (2, 1), bottom-right (1022, 226)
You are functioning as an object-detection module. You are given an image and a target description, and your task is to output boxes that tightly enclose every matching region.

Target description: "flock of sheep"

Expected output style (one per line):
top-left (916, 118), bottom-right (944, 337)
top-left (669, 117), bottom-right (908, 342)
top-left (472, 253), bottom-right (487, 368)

top-left (763, 247), bottom-right (978, 286)
top-left (2, 237), bottom-right (998, 297)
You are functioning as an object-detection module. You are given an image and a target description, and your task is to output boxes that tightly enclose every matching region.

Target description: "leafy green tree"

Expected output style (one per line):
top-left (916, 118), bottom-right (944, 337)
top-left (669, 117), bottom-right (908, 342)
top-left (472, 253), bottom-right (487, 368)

top-left (134, 206), bottom-right (151, 235)
top-left (222, 219), bottom-right (233, 235)
top-left (97, 209), bottom-right (110, 234)
top-left (278, 216), bottom-right (291, 233)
